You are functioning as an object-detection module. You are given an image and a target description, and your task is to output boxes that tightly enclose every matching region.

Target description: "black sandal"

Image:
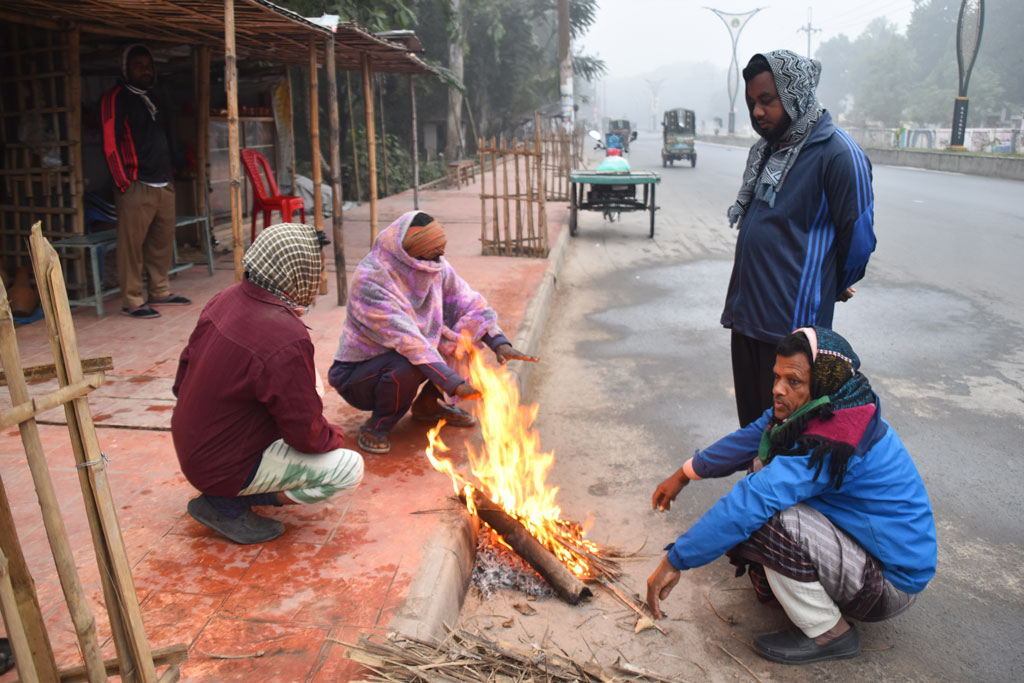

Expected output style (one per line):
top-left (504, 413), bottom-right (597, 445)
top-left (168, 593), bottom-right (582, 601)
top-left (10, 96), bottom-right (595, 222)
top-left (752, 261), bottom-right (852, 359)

top-left (358, 426), bottom-right (391, 454)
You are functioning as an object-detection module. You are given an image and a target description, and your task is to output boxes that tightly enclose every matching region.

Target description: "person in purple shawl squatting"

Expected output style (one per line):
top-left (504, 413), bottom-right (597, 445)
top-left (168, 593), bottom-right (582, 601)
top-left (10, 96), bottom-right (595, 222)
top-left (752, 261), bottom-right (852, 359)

top-left (646, 327), bottom-right (936, 665)
top-left (329, 211), bottom-right (536, 454)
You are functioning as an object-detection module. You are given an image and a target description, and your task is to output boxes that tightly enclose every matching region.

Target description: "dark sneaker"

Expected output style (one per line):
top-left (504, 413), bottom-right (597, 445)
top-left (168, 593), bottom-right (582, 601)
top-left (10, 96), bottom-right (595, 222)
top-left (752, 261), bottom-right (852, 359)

top-left (754, 625), bottom-right (860, 665)
top-left (187, 495), bottom-right (284, 544)
top-left (121, 304), bottom-right (160, 319)
top-left (150, 294), bottom-right (191, 305)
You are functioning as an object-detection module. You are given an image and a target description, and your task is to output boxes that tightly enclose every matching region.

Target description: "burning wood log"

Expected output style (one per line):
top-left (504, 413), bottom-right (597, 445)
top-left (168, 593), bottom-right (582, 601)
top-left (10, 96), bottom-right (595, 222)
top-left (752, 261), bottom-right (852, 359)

top-left (462, 487), bottom-right (592, 605)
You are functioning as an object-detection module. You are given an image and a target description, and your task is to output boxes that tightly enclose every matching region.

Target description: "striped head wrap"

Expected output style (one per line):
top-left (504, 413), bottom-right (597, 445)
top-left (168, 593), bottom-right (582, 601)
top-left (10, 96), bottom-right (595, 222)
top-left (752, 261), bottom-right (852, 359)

top-left (242, 222), bottom-right (321, 308)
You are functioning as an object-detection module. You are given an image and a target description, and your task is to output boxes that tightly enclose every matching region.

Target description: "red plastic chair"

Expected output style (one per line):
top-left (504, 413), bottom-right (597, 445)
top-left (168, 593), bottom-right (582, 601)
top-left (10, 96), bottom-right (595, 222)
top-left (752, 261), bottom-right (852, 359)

top-left (241, 149), bottom-right (306, 242)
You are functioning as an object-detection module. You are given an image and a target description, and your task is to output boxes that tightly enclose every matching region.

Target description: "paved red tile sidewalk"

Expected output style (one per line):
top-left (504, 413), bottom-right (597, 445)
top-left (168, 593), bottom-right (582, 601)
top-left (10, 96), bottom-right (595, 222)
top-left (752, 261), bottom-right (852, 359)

top-left (0, 177), bottom-right (566, 681)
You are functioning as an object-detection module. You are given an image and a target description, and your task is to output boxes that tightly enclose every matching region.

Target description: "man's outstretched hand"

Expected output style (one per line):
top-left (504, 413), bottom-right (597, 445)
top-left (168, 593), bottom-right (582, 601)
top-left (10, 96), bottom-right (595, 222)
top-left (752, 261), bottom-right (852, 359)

top-left (495, 343), bottom-right (539, 365)
top-left (652, 468), bottom-right (690, 511)
top-left (646, 555), bottom-right (681, 620)
top-left (454, 382), bottom-right (482, 400)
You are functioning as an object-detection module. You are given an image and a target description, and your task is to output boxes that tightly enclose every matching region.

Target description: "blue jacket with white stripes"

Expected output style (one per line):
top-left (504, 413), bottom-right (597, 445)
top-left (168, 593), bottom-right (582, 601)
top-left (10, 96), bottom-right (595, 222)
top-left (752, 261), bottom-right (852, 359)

top-left (721, 112), bottom-right (875, 344)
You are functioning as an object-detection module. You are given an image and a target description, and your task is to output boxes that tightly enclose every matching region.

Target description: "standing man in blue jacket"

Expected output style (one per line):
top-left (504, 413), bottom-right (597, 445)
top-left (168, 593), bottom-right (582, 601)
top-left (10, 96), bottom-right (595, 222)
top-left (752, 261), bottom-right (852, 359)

top-left (647, 327), bottom-right (935, 665)
top-left (724, 50), bottom-right (876, 427)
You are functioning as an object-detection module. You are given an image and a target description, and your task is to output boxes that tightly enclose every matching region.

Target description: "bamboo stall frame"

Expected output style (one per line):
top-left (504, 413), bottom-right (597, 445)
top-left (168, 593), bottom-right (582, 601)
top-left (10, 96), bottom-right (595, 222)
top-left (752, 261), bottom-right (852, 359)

top-left (325, 35), bottom-right (347, 305)
top-left (225, 0), bottom-right (244, 281)
top-left (1, 2), bottom-right (438, 303)
top-left (0, 223), bottom-right (187, 681)
top-left (361, 52), bottom-right (379, 242)
top-left (477, 136), bottom-right (548, 257)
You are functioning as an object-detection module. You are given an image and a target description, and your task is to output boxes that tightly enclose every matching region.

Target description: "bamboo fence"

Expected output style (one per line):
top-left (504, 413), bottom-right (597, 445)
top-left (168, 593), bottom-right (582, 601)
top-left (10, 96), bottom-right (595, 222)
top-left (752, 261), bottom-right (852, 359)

top-left (537, 116), bottom-right (584, 201)
top-left (0, 222), bottom-right (187, 681)
top-left (477, 133), bottom-right (548, 258)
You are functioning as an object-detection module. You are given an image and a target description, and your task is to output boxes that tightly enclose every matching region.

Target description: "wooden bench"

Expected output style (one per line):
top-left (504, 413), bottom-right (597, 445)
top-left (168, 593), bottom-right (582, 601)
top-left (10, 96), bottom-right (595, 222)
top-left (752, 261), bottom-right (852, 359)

top-left (52, 215), bottom-right (215, 317)
top-left (447, 160), bottom-right (476, 189)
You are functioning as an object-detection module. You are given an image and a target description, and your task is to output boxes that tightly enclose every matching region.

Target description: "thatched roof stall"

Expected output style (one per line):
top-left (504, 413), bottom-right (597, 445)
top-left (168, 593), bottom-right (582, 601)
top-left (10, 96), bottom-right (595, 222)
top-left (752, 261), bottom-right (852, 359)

top-left (0, 0), bottom-right (436, 308)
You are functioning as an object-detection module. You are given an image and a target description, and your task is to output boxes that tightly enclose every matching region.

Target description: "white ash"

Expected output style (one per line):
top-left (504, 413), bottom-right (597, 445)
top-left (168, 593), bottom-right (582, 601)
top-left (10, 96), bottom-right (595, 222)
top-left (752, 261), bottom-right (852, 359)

top-left (472, 528), bottom-right (554, 599)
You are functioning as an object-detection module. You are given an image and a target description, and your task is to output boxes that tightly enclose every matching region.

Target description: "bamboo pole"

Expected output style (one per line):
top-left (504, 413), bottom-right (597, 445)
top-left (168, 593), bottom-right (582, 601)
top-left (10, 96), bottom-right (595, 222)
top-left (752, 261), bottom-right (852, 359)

top-left (377, 75), bottom-right (389, 197)
top-left (409, 75), bottom-right (419, 210)
top-left (285, 67), bottom-right (297, 195)
top-left (478, 137), bottom-right (485, 250)
top-left (0, 549), bottom-right (40, 682)
top-left (0, 475), bottom-right (58, 681)
top-left (29, 227), bottom-right (158, 682)
top-left (307, 39), bottom-right (327, 296)
top-left (490, 136), bottom-right (498, 254)
top-left (57, 645), bottom-right (188, 683)
top-left (501, 136), bottom-right (510, 255)
top-left (194, 46), bottom-right (210, 220)
top-left (361, 53), bottom-right (379, 242)
top-left (345, 70), bottom-right (361, 203)
top-left (67, 25), bottom-right (83, 240)
top-left (0, 281), bottom-right (107, 683)
top-left (537, 129), bottom-right (548, 254)
top-left (325, 37), bottom-right (347, 305)
top-left (524, 138), bottom-right (534, 251)
top-left (513, 138), bottom-right (522, 255)
top-left (225, 0), bottom-right (244, 281)
top-left (0, 373), bottom-right (104, 430)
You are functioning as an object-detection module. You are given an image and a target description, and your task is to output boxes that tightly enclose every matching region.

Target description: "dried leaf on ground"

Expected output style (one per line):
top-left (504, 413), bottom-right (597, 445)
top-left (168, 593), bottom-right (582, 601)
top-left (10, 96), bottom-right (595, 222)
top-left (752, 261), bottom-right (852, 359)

top-left (634, 616), bottom-right (658, 633)
top-left (512, 602), bottom-right (537, 616)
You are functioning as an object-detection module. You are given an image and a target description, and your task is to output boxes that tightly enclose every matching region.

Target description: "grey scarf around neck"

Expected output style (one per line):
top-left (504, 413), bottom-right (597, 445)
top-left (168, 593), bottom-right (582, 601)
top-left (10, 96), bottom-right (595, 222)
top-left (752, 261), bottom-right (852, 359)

top-left (727, 50), bottom-right (824, 228)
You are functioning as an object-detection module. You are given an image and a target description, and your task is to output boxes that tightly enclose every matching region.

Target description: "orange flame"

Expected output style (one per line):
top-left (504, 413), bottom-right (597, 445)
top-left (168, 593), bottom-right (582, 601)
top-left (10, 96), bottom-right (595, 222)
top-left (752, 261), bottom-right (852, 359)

top-left (425, 332), bottom-right (600, 579)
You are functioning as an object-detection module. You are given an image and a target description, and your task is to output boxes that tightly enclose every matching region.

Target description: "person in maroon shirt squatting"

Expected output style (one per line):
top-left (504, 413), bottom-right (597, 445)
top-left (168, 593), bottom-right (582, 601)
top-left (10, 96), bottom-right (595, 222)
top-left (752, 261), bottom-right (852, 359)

top-left (172, 223), bottom-right (363, 544)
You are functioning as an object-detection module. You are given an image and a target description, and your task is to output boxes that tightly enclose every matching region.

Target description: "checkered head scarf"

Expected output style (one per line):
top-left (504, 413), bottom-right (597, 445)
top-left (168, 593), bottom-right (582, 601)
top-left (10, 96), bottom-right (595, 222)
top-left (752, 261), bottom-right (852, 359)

top-left (728, 50), bottom-right (824, 226)
top-left (242, 223), bottom-right (321, 308)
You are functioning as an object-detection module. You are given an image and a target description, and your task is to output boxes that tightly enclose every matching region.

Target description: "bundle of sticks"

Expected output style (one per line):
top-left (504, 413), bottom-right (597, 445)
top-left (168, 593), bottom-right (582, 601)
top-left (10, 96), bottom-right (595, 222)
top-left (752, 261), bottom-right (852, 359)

top-left (343, 629), bottom-right (609, 682)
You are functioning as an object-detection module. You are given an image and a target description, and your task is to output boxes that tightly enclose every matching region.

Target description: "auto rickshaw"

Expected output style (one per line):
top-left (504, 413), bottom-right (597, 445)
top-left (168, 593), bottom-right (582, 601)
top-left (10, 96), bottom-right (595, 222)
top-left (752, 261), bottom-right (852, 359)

top-left (608, 119), bottom-right (634, 153)
top-left (661, 108), bottom-right (696, 167)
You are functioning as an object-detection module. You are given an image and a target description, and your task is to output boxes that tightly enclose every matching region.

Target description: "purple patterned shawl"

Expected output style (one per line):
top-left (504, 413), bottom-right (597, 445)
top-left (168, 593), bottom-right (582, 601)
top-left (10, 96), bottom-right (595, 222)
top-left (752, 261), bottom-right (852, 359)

top-left (334, 211), bottom-right (502, 366)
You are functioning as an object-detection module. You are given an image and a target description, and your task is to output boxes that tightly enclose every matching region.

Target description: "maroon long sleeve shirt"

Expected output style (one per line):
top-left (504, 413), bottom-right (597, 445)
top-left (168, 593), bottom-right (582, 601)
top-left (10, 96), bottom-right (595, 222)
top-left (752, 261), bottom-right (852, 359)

top-left (172, 279), bottom-right (344, 496)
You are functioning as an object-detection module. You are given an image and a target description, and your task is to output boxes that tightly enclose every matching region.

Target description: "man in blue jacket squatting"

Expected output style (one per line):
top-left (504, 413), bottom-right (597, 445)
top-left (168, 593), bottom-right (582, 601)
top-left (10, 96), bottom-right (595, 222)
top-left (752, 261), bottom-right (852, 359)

top-left (646, 327), bottom-right (936, 665)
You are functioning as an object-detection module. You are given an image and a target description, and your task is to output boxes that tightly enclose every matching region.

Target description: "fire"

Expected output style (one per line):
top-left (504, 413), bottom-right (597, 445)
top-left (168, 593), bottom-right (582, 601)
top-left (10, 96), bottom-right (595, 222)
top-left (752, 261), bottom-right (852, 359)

top-left (425, 332), bottom-right (602, 579)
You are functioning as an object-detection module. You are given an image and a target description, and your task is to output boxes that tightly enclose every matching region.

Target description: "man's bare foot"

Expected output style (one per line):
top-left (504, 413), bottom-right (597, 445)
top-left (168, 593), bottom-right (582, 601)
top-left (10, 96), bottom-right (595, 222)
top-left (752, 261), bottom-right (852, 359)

top-left (814, 617), bottom-right (851, 645)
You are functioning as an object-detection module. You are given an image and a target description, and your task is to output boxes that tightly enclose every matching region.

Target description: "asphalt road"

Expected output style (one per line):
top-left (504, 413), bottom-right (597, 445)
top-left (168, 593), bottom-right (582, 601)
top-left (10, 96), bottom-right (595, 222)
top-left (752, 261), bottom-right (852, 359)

top-left (458, 132), bottom-right (1024, 681)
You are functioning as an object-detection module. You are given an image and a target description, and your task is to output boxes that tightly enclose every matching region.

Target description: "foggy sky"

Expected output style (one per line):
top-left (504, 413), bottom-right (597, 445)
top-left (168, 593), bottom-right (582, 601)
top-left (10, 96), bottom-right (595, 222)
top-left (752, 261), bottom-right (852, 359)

top-left (578, 0), bottom-right (917, 134)
top-left (580, 0), bottom-right (917, 79)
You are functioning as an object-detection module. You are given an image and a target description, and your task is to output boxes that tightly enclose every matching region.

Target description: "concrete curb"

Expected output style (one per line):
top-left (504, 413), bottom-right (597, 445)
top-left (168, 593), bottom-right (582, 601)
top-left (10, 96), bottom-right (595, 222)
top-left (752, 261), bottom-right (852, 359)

top-left (510, 224), bottom-right (571, 397)
top-left (388, 221), bottom-right (571, 643)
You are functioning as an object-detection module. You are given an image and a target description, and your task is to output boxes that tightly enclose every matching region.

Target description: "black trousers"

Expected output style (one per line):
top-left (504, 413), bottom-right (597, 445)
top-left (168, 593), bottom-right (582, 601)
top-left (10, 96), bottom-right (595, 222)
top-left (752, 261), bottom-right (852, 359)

top-left (731, 331), bottom-right (778, 428)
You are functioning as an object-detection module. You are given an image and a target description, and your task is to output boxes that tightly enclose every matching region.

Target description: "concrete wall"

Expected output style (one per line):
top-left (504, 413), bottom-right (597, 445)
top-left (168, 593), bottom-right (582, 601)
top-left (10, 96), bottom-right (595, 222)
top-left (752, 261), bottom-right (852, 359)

top-left (862, 148), bottom-right (1024, 182)
top-left (698, 135), bottom-right (1024, 182)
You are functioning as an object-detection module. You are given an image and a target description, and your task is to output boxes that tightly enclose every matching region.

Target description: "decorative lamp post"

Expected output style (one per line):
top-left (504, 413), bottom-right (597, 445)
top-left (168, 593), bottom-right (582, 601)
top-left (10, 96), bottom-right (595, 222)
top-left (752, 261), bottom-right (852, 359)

top-left (950, 0), bottom-right (985, 151)
top-left (706, 7), bottom-right (764, 135)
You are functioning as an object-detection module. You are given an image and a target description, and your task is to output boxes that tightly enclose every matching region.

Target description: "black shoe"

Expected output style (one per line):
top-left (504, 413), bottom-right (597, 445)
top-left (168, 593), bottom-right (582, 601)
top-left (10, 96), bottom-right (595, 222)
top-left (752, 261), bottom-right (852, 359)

top-left (753, 625), bottom-right (860, 665)
top-left (150, 294), bottom-right (191, 306)
top-left (187, 495), bottom-right (284, 544)
top-left (121, 304), bottom-right (161, 318)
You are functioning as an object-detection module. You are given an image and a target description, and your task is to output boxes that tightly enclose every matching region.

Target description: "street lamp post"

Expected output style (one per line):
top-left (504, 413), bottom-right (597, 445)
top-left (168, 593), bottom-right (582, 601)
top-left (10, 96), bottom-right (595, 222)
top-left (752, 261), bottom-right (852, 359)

top-left (950, 0), bottom-right (985, 150)
top-left (706, 7), bottom-right (764, 135)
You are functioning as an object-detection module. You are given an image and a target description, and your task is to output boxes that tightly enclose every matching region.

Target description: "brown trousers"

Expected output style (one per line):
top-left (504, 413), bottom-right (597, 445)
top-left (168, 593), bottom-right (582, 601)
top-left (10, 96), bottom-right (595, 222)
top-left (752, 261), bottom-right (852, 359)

top-left (115, 182), bottom-right (175, 308)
